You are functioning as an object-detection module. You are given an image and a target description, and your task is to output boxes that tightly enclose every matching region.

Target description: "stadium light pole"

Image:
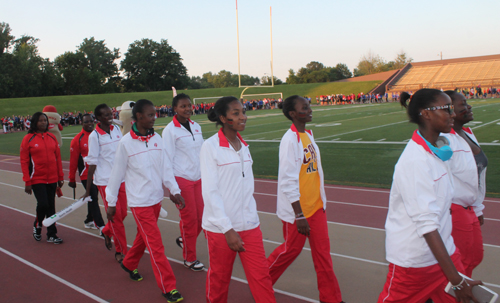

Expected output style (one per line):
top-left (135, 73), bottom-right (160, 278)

top-left (270, 6), bottom-right (274, 87)
top-left (236, 0), bottom-right (241, 87)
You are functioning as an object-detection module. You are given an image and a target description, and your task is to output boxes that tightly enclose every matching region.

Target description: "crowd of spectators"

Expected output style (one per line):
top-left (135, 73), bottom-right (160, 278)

top-left (3, 86), bottom-right (499, 134)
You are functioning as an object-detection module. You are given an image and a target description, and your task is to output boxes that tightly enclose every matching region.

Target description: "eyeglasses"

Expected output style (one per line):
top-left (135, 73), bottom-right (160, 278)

top-left (419, 104), bottom-right (454, 115)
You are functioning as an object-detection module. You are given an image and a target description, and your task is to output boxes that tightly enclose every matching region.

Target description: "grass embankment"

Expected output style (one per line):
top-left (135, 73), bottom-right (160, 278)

top-left (0, 81), bottom-right (381, 117)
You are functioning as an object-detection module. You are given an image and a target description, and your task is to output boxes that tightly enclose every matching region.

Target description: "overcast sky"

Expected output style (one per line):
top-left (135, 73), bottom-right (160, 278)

top-left (3, 0), bottom-right (499, 80)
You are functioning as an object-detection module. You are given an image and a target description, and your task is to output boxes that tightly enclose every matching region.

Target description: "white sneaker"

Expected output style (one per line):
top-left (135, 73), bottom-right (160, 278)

top-left (84, 221), bottom-right (98, 229)
top-left (184, 260), bottom-right (204, 271)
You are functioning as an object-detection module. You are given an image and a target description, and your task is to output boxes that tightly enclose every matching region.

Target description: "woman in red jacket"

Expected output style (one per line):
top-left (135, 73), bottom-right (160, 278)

top-left (20, 112), bottom-right (65, 244)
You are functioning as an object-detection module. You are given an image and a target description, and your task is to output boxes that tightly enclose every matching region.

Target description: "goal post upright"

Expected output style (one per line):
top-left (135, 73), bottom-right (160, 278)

top-left (236, 0), bottom-right (241, 88)
top-left (270, 6), bottom-right (274, 87)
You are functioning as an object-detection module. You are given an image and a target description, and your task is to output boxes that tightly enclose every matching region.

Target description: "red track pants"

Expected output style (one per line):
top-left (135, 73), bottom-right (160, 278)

top-left (98, 183), bottom-right (128, 255)
top-left (176, 177), bottom-right (204, 262)
top-left (267, 209), bottom-right (342, 303)
top-left (122, 203), bottom-right (177, 294)
top-left (451, 203), bottom-right (484, 277)
top-left (377, 251), bottom-right (464, 303)
top-left (205, 227), bottom-right (276, 303)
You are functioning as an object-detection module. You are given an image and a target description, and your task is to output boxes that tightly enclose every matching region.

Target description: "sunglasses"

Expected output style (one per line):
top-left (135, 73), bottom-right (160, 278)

top-left (420, 104), bottom-right (454, 115)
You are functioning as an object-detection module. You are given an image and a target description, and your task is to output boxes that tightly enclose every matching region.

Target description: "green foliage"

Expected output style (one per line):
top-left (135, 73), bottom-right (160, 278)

top-left (286, 61), bottom-right (352, 84)
top-left (260, 75), bottom-right (282, 85)
top-left (0, 22), bottom-right (14, 55)
top-left (121, 38), bottom-right (189, 92)
top-left (354, 50), bottom-right (413, 76)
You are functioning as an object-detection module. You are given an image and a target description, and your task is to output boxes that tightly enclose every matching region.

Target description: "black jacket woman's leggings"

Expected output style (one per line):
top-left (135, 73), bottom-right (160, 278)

top-left (32, 183), bottom-right (58, 237)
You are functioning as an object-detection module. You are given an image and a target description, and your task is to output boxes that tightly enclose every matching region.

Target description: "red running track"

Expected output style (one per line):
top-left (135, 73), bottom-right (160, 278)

top-left (1, 154), bottom-right (499, 246)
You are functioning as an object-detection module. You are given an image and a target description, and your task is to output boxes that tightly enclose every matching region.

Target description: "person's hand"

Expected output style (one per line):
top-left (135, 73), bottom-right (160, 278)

top-left (224, 229), bottom-right (245, 252)
top-left (68, 181), bottom-right (77, 189)
top-left (478, 215), bottom-right (484, 226)
top-left (453, 278), bottom-right (482, 303)
top-left (173, 194), bottom-right (185, 210)
top-left (296, 218), bottom-right (310, 236)
top-left (107, 206), bottom-right (116, 223)
top-left (58, 180), bottom-right (64, 188)
top-left (25, 185), bottom-right (32, 195)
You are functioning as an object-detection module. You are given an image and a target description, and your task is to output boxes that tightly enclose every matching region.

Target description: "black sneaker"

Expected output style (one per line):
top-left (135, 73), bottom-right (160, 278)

top-left (163, 289), bottom-right (183, 302)
top-left (175, 237), bottom-right (183, 249)
top-left (47, 235), bottom-right (63, 244)
top-left (120, 263), bottom-right (143, 281)
top-left (33, 227), bottom-right (42, 241)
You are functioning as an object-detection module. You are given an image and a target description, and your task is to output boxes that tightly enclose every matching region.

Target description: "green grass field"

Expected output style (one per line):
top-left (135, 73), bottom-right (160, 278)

top-left (0, 81), bottom-right (381, 117)
top-left (1, 98), bottom-right (499, 197)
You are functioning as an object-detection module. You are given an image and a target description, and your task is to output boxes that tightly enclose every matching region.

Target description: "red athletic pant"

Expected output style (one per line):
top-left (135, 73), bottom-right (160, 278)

top-left (451, 203), bottom-right (484, 277)
top-left (267, 209), bottom-right (342, 303)
top-left (205, 227), bottom-right (276, 303)
top-left (176, 177), bottom-right (204, 262)
top-left (98, 183), bottom-right (128, 255)
top-left (377, 251), bottom-right (465, 303)
top-left (122, 203), bottom-right (177, 294)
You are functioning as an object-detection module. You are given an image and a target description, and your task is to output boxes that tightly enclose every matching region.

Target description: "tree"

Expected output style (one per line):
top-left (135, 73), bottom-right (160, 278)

top-left (0, 22), bottom-right (14, 55)
top-left (55, 51), bottom-right (91, 95)
top-left (286, 69), bottom-right (299, 84)
top-left (353, 51), bottom-right (387, 77)
top-left (122, 38), bottom-right (189, 92)
top-left (305, 61), bottom-right (325, 72)
top-left (261, 75), bottom-right (282, 85)
top-left (394, 51), bottom-right (413, 69)
top-left (335, 63), bottom-right (352, 79)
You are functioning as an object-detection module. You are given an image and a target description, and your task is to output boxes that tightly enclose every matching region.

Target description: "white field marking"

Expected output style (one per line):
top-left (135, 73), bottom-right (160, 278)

top-left (468, 121), bottom-right (483, 124)
top-left (403, 139), bottom-right (410, 142)
top-left (316, 120), bottom-right (407, 140)
top-left (377, 138), bottom-right (386, 141)
top-left (61, 137), bottom-right (74, 140)
top-left (314, 123), bottom-right (341, 127)
top-left (331, 138), bottom-right (340, 141)
top-left (472, 119), bottom-right (500, 129)
top-left (353, 138), bottom-right (362, 141)
top-left (493, 140), bottom-right (499, 143)
top-left (0, 204), bottom-right (319, 303)
top-left (497, 123), bottom-right (500, 125)
top-left (0, 246), bottom-right (108, 303)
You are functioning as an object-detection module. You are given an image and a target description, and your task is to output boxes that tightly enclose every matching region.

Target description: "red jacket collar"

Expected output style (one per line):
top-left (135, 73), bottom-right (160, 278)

top-left (217, 128), bottom-right (248, 148)
top-left (449, 128), bottom-right (457, 135)
top-left (290, 124), bottom-right (312, 143)
top-left (463, 127), bottom-right (472, 134)
top-left (95, 123), bottom-right (114, 135)
top-left (173, 115), bottom-right (194, 128)
top-left (411, 130), bottom-right (433, 155)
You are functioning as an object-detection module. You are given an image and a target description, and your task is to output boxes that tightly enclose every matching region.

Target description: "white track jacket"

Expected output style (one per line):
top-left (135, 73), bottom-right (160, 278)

top-left (85, 124), bottom-right (122, 186)
top-left (385, 130), bottom-right (456, 268)
top-left (442, 127), bottom-right (485, 216)
top-left (201, 129), bottom-right (259, 234)
top-left (162, 115), bottom-right (204, 181)
top-left (276, 125), bottom-right (327, 224)
top-left (105, 131), bottom-right (180, 208)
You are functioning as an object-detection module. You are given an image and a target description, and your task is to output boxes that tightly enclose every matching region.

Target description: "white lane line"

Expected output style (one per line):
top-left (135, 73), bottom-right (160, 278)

top-left (472, 119), bottom-right (500, 129)
top-left (377, 138), bottom-right (386, 141)
top-left (254, 192), bottom-right (389, 209)
top-left (0, 203), bottom-right (318, 303)
top-left (0, 246), bottom-right (108, 303)
top-left (353, 138), bottom-right (362, 141)
top-left (316, 120), bottom-right (407, 140)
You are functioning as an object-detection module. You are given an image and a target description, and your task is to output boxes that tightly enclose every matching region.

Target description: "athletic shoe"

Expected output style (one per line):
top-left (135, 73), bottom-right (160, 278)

top-left (162, 289), bottom-right (183, 302)
top-left (33, 227), bottom-right (42, 241)
top-left (47, 235), bottom-right (63, 244)
top-left (84, 221), bottom-right (98, 230)
top-left (184, 260), bottom-right (204, 271)
top-left (120, 263), bottom-right (143, 281)
top-left (175, 237), bottom-right (183, 249)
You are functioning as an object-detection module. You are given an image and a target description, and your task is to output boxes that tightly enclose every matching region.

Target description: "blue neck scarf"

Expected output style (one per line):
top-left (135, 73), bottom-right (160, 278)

top-left (417, 131), bottom-right (453, 161)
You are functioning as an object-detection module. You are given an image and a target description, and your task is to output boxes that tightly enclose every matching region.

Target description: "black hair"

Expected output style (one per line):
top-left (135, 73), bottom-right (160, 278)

top-left (444, 90), bottom-right (463, 102)
top-left (82, 113), bottom-right (92, 121)
top-left (29, 112), bottom-right (49, 134)
top-left (282, 95), bottom-right (301, 121)
top-left (207, 96), bottom-right (239, 127)
top-left (400, 88), bottom-right (445, 124)
top-left (132, 99), bottom-right (155, 120)
top-left (94, 103), bottom-right (109, 118)
top-left (172, 93), bottom-right (191, 108)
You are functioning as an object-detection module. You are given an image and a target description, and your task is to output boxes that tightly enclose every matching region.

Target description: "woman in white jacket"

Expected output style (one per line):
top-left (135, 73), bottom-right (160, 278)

top-left (267, 95), bottom-right (343, 303)
top-left (200, 96), bottom-right (276, 303)
top-left (105, 99), bottom-right (185, 303)
top-left (442, 91), bottom-right (487, 277)
top-left (162, 93), bottom-right (205, 271)
top-left (377, 89), bottom-right (481, 303)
